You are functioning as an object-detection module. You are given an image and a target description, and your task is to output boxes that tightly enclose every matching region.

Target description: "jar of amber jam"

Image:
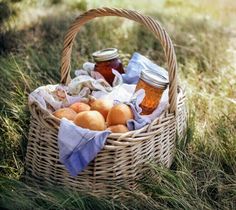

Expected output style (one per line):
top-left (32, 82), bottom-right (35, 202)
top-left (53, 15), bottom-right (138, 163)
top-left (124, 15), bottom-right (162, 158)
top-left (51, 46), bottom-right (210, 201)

top-left (92, 48), bottom-right (124, 85)
top-left (135, 69), bottom-right (169, 115)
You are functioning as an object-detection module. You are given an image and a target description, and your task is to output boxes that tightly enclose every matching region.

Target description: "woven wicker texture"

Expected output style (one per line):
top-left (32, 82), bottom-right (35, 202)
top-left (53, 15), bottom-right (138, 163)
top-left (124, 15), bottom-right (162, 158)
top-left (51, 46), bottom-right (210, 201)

top-left (25, 7), bottom-right (187, 197)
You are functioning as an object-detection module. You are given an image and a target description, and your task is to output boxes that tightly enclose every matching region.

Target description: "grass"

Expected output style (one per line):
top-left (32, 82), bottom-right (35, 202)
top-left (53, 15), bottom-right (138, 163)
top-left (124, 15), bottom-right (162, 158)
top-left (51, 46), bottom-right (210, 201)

top-left (0, 0), bottom-right (236, 209)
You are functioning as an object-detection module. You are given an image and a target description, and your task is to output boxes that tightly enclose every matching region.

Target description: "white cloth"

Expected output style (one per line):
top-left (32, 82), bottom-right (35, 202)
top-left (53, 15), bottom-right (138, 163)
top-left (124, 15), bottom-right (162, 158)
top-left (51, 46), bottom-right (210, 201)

top-left (122, 52), bottom-right (168, 84)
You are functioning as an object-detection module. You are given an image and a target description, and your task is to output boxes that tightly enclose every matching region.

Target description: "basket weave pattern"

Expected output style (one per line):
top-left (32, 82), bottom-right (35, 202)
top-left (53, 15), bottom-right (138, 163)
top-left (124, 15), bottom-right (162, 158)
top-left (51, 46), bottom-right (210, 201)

top-left (25, 8), bottom-right (187, 196)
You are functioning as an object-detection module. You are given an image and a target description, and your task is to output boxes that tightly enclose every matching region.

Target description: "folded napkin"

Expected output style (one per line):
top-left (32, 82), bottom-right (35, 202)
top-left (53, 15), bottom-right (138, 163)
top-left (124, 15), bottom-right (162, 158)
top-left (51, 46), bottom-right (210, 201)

top-left (123, 52), bottom-right (168, 84)
top-left (58, 119), bottom-right (111, 176)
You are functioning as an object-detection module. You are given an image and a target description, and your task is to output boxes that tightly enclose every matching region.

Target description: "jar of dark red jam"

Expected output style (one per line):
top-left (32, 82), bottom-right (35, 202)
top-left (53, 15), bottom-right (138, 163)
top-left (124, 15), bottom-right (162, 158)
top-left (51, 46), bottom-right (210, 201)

top-left (92, 48), bottom-right (124, 85)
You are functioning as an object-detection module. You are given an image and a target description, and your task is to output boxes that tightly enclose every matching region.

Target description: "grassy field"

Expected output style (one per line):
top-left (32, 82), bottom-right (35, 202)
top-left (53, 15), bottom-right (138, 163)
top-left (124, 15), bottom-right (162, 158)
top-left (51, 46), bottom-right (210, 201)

top-left (0, 0), bottom-right (236, 209)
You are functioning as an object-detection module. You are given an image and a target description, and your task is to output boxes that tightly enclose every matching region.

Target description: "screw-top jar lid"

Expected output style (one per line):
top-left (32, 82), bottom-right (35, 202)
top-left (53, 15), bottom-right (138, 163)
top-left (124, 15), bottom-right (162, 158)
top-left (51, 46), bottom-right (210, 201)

top-left (140, 68), bottom-right (169, 89)
top-left (92, 48), bottom-right (119, 62)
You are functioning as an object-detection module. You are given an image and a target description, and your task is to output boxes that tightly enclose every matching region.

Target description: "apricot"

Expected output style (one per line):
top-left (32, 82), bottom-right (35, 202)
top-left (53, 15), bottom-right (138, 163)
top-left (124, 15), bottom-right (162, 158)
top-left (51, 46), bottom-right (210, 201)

top-left (106, 104), bottom-right (133, 126)
top-left (90, 99), bottom-right (113, 119)
top-left (107, 124), bottom-right (129, 133)
top-left (74, 111), bottom-right (106, 131)
top-left (69, 102), bottom-right (90, 113)
top-left (53, 108), bottom-right (77, 121)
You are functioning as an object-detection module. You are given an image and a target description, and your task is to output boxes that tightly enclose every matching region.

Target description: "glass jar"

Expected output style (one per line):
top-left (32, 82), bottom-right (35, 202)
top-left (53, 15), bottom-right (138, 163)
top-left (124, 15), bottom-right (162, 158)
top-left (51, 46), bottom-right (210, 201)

top-left (135, 69), bottom-right (169, 115)
top-left (92, 48), bottom-right (124, 85)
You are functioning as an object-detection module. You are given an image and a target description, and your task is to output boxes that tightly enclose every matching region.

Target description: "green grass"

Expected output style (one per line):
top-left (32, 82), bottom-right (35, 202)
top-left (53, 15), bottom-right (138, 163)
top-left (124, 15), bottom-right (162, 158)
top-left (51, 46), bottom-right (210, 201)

top-left (0, 0), bottom-right (236, 209)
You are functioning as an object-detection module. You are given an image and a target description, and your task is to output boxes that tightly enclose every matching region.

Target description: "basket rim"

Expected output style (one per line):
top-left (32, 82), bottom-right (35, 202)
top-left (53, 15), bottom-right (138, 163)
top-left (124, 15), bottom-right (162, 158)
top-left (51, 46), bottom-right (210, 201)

top-left (28, 86), bottom-right (185, 140)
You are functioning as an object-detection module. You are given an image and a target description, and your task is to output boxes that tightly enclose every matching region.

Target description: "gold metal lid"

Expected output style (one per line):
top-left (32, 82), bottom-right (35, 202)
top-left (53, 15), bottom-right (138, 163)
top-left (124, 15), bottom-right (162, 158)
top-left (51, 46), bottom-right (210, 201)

top-left (140, 68), bottom-right (169, 89)
top-left (92, 48), bottom-right (119, 62)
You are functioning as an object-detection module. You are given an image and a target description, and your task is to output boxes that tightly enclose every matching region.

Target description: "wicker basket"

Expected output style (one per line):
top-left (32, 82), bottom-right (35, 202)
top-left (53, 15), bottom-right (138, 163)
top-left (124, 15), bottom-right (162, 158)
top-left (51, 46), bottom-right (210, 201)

top-left (25, 7), bottom-right (187, 197)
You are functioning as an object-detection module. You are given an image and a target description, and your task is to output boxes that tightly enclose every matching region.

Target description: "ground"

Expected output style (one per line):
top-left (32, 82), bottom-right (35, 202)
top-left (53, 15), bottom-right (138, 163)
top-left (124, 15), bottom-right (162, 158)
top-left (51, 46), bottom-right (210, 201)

top-left (0, 0), bottom-right (236, 209)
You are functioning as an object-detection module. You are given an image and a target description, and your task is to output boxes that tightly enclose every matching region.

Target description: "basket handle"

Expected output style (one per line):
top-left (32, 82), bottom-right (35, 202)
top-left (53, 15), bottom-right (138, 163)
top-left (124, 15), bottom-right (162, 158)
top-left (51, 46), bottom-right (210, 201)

top-left (60, 7), bottom-right (178, 113)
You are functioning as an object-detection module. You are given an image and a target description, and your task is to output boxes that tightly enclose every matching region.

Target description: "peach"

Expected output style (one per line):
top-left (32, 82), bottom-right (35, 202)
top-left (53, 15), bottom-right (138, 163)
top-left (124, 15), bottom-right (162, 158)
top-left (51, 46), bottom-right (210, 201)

top-left (53, 108), bottom-right (77, 121)
top-left (74, 111), bottom-right (106, 131)
top-left (107, 124), bottom-right (129, 133)
top-left (69, 102), bottom-right (90, 113)
top-left (90, 99), bottom-right (113, 119)
top-left (106, 104), bottom-right (133, 126)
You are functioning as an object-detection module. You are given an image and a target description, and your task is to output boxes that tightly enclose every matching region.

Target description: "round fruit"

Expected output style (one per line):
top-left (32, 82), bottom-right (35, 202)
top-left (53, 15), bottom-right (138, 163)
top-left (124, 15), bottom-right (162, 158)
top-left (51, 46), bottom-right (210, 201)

top-left (106, 103), bottom-right (133, 126)
top-left (74, 110), bottom-right (106, 131)
top-left (69, 102), bottom-right (90, 113)
top-left (108, 124), bottom-right (129, 133)
top-left (53, 108), bottom-right (77, 121)
top-left (90, 99), bottom-right (113, 119)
